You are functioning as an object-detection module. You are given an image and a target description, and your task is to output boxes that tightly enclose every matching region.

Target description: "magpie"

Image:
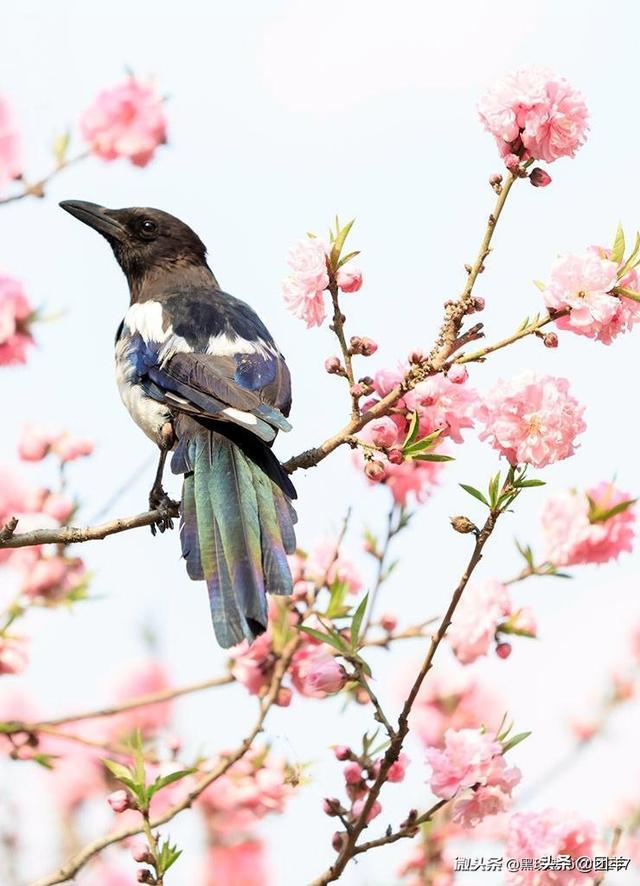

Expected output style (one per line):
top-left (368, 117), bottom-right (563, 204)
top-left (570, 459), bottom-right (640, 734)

top-left (59, 201), bottom-right (297, 648)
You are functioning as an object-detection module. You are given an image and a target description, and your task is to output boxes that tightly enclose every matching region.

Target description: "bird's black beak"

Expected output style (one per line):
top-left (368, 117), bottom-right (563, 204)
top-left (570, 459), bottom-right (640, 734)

top-left (59, 200), bottom-right (127, 241)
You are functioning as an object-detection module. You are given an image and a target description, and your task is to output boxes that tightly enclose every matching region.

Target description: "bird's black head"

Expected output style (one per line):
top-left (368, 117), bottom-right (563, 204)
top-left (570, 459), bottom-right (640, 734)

top-left (59, 201), bottom-right (210, 299)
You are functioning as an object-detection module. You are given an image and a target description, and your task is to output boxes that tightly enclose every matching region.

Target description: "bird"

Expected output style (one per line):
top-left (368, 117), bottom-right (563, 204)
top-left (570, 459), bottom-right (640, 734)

top-left (59, 200), bottom-right (297, 648)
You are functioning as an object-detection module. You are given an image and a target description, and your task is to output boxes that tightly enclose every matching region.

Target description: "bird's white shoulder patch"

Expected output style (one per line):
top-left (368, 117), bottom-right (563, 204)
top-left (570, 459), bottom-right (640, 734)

top-left (207, 334), bottom-right (271, 357)
top-left (222, 407), bottom-right (276, 442)
top-left (124, 301), bottom-right (169, 343)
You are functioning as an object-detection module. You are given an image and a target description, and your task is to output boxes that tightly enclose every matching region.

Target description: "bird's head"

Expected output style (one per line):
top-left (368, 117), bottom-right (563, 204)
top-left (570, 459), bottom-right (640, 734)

top-left (59, 201), bottom-right (210, 298)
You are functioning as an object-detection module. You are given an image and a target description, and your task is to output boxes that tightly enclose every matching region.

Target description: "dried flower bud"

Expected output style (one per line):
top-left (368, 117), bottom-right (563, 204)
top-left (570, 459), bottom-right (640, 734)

top-left (324, 356), bottom-right (343, 375)
top-left (387, 448), bottom-right (404, 465)
top-left (364, 460), bottom-right (386, 483)
top-left (450, 515), bottom-right (478, 535)
top-left (543, 332), bottom-right (558, 348)
top-left (489, 172), bottom-right (503, 186)
top-left (349, 336), bottom-right (363, 352)
top-left (359, 337), bottom-right (378, 356)
top-left (472, 297), bottom-right (485, 312)
top-left (530, 167), bottom-right (552, 188)
top-left (137, 870), bottom-right (155, 884)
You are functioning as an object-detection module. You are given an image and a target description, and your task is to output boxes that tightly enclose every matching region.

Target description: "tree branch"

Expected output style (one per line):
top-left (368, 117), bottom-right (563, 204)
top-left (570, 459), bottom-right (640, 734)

top-left (0, 504), bottom-right (180, 550)
top-left (456, 309), bottom-right (568, 365)
top-left (309, 509), bottom-right (501, 885)
top-left (29, 637), bottom-right (299, 886)
top-left (0, 151), bottom-right (89, 206)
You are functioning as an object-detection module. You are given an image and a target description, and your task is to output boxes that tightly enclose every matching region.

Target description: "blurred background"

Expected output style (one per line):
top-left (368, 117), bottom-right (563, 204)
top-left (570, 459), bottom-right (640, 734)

top-left (1, 0), bottom-right (640, 883)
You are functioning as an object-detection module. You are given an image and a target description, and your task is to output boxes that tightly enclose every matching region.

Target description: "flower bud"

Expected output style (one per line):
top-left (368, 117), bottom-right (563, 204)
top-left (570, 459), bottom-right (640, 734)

top-left (360, 337), bottom-right (378, 357)
top-left (505, 153), bottom-right (520, 172)
top-left (131, 840), bottom-right (153, 864)
top-left (352, 798), bottom-right (382, 823)
top-left (137, 871), bottom-right (155, 885)
top-left (543, 332), bottom-right (558, 348)
top-left (337, 267), bottom-right (363, 293)
top-left (364, 460), bottom-right (386, 483)
top-left (530, 167), bottom-right (552, 188)
top-left (409, 349), bottom-right (426, 364)
top-left (332, 831), bottom-right (347, 852)
top-left (387, 448), bottom-right (404, 465)
top-left (334, 744), bottom-right (352, 761)
top-left (450, 515), bottom-right (478, 535)
top-left (472, 297), bottom-right (485, 312)
top-left (324, 356), bottom-right (343, 375)
top-left (107, 790), bottom-right (133, 814)
top-left (380, 613), bottom-right (397, 632)
top-left (447, 365), bottom-right (468, 385)
top-left (323, 797), bottom-right (343, 817)
top-left (496, 642), bottom-right (512, 660)
top-left (343, 761), bottom-right (363, 784)
top-left (350, 383), bottom-right (365, 398)
top-left (276, 686), bottom-right (293, 707)
top-left (489, 172), bottom-right (503, 186)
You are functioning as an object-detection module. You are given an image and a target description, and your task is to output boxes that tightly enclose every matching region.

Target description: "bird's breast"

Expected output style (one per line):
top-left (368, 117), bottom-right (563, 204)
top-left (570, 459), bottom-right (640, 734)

top-left (114, 335), bottom-right (172, 446)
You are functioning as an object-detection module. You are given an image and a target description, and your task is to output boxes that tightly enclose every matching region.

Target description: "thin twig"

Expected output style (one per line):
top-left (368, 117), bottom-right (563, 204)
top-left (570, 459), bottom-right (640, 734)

top-left (0, 504), bottom-right (180, 550)
top-left (29, 637), bottom-right (299, 886)
top-left (0, 152), bottom-right (89, 206)
top-left (456, 309), bottom-right (568, 365)
top-left (329, 284), bottom-right (360, 419)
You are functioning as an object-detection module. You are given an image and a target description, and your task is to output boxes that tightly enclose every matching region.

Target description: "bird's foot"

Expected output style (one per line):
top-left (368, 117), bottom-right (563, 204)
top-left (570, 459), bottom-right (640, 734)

top-left (149, 487), bottom-right (179, 536)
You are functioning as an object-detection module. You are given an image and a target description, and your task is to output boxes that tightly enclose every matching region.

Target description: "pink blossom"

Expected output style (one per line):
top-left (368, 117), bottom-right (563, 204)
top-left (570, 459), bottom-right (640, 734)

top-left (426, 728), bottom-right (503, 799)
top-left (282, 237), bottom-right (329, 328)
top-left (543, 251), bottom-right (624, 342)
top-left (305, 539), bottom-right (362, 594)
top-left (506, 809), bottom-right (599, 885)
top-left (18, 424), bottom-right (53, 461)
top-left (52, 433), bottom-right (94, 462)
top-left (367, 416), bottom-right (401, 449)
top-left (404, 374), bottom-right (479, 444)
top-left (351, 797), bottom-right (382, 822)
top-left (43, 727), bottom-right (106, 813)
top-left (108, 659), bottom-right (172, 738)
top-left (0, 635), bottom-right (28, 675)
top-left (541, 482), bottom-right (635, 566)
top-left (41, 492), bottom-right (74, 522)
top-left (0, 95), bottom-right (21, 192)
top-left (382, 458), bottom-right (444, 506)
top-left (336, 266), bottom-right (363, 293)
top-left (20, 554), bottom-right (86, 602)
top-left (377, 752), bottom-right (408, 783)
top-left (229, 632), bottom-right (274, 696)
top-left (426, 729), bottom-right (520, 828)
top-left (343, 761), bottom-right (363, 784)
top-left (411, 662), bottom-right (504, 748)
top-left (477, 371), bottom-right (586, 467)
top-left (80, 77), bottom-right (167, 167)
top-left (291, 649), bottom-right (346, 698)
top-left (478, 67), bottom-right (588, 165)
top-left (0, 274), bottom-right (34, 366)
top-left (198, 750), bottom-right (291, 834)
top-left (373, 366), bottom-right (404, 397)
top-left (447, 579), bottom-right (512, 664)
top-left (201, 841), bottom-right (270, 886)
top-left (447, 365), bottom-right (468, 384)
top-left (80, 863), bottom-right (133, 886)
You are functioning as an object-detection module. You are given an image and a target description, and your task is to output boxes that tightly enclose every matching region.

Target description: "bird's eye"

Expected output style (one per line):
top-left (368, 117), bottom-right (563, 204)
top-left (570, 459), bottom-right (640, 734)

top-left (140, 219), bottom-right (158, 238)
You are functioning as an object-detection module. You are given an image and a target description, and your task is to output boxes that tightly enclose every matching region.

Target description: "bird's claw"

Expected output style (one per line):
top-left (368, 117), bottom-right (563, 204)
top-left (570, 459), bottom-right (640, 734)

top-left (149, 488), bottom-right (179, 535)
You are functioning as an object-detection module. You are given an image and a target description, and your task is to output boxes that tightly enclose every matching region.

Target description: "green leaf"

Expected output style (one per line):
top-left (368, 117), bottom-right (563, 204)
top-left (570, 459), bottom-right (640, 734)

top-left (32, 753), bottom-right (57, 770)
top-left (588, 496), bottom-right (636, 524)
top-left (412, 453), bottom-right (454, 462)
top-left (52, 130), bottom-right (70, 165)
top-left (614, 286), bottom-right (640, 303)
top-left (460, 484), bottom-right (489, 507)
top-left (532, 280), bottom-right (546, 292)
top-left (488, 472), bottom-right (501, 508)
top-left (298, 625), bottom-right (349, 654)
top-left (156, 838), bottom-right (182, 876)
top-left (501, 730), bottom-right (532, 754)
top-left (325, 580), bottom-right (349, 619)
top-left (617, 231), bottom-right (640, 279)
top-left (350, 594), bottom-right (369, 648)
top-left (611, 223), bottom-right (626, 264)
top-left (516, 479), bottom-right (546, 488)
top-left (337, 250), bottom-right (360, 269)
top-left (329, 218), bottom-right (355, 269)
top-left (102, 759), bottom-right (134, 783)
top-left (148, 768), bottom-right (196, 799)
top-left (402, 412), bottom-right (420, 448)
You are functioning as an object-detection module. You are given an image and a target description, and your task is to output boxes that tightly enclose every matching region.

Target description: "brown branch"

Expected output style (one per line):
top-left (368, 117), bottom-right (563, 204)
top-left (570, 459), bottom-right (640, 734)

top-left (2, 673), bottom-right (233, 736)
top-left (284, 173), bottom-right (518, 475)
top-left (29, 636), bottom-right (299, 886)
top-left (329, 284), bottom-right (360, 419)
top-left (0, 151), bottom-right (89, 206)
top-left (0, 503), bottom-right (180, 550)
top-left (456, 309), bottom-right (569, 365)
top-left (351, 799), bottom-right (448, 856)
top-left (309, 509), bottom-right (501, 885)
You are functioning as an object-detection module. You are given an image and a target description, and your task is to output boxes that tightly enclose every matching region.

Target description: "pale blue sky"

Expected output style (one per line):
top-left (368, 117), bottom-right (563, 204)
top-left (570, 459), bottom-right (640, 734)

top-left (2, 1), bottom-right (640, 883)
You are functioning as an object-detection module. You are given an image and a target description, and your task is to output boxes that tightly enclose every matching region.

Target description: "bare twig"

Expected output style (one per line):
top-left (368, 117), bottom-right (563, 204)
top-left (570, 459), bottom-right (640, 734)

top-left (0, 151), bottom-right (89, 206)
top-left (2, 673), bottom-right (233, 736)
top-left (29, 637), bottom-right (299, 886)
top-left (310, 509), bottom-right (501, 885)
top-left (329, 284), bottom-right (360, 419)
top-left (0, 504), bottom-right (180, 550)
top-left (456, 309), bottom-right (568, 365)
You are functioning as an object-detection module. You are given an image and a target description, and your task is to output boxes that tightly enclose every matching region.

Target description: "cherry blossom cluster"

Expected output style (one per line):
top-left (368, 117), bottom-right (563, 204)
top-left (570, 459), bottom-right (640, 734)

top-left (426, 727), bottom-right (521, 828)
top-left (478, 66), bottom-right (589, 184)
top-left (0, 272), bottom-right (35, 366)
